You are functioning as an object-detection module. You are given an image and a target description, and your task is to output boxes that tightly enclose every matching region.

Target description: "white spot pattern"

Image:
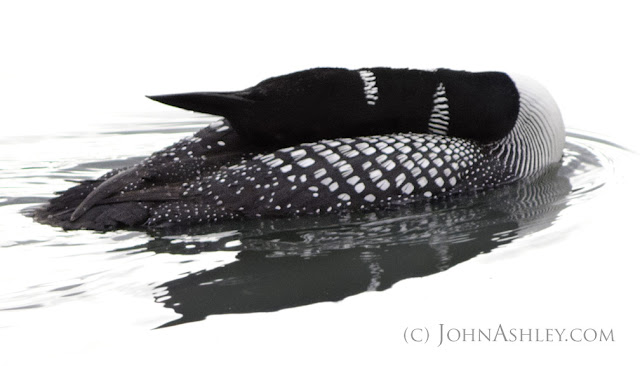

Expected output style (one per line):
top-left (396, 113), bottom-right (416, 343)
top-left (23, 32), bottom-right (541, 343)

top-left (144, 119), bottom-right (513, 227)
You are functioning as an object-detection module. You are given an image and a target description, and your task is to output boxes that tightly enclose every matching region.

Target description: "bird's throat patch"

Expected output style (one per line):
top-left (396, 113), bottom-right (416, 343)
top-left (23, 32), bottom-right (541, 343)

top-left (358, 69), bottom-right (379, 105)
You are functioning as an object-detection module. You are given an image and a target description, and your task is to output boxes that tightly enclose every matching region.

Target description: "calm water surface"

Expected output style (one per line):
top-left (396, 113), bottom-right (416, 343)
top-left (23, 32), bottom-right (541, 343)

top-left (0, 116), bottom-right (635, 362)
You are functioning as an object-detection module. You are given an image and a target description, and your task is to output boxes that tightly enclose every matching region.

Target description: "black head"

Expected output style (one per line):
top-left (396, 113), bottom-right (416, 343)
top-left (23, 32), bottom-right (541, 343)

top-left (434, 69), bottom-right (520, 143)
top-left (147, 68), bottom-right (521, 146)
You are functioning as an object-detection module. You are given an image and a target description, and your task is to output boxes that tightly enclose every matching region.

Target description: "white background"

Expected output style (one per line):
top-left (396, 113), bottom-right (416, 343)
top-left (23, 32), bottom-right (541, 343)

top-left (1, 1), bottom-right (639, 365)
top-left (2, 0), bottom-right (639, 149)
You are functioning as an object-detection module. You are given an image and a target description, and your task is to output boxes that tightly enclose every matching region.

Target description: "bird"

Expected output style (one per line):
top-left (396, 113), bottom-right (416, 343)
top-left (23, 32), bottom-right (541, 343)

top-left (33, 67), bottom-right (565, 231)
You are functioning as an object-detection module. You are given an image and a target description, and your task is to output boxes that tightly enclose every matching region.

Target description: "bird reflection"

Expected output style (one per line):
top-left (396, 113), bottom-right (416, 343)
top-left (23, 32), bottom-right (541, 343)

top-left (117, 142), bottom-right (599, 328)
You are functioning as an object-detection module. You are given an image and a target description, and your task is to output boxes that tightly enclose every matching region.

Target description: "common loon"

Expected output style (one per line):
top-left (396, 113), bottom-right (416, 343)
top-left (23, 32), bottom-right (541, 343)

top-left (34, 68), bottom-right (565, 231)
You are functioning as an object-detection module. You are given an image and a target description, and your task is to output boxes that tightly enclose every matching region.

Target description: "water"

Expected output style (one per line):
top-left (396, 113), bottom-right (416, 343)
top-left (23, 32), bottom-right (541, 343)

top-left (0, 117), bottom-right (637, 363)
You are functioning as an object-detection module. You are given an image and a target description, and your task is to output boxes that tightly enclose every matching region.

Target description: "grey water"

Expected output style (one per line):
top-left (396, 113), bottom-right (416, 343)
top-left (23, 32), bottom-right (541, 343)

top-left (0, 116), bottom-right (633, 361)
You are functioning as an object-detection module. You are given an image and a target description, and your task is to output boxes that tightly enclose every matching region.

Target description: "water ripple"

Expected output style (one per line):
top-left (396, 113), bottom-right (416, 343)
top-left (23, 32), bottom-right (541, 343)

top-left (0, 122), bottom-right (623, 328)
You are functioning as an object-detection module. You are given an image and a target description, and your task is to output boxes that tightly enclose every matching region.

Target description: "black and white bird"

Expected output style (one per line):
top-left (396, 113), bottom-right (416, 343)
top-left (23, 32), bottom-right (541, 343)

top-left (34, 68), bottom-right (565, 230)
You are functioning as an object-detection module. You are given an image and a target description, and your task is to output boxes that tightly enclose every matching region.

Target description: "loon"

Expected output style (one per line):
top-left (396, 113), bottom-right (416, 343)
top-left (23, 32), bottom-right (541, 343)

top-left (34, 68), bottom-right (565, 231)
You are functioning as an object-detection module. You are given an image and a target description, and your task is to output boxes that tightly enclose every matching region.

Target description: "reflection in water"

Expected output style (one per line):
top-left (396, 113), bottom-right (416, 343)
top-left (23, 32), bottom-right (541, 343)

top-left (0, 125), bottom-right (614, 333)
top-left (118, 142), bottom-right (599, 328)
